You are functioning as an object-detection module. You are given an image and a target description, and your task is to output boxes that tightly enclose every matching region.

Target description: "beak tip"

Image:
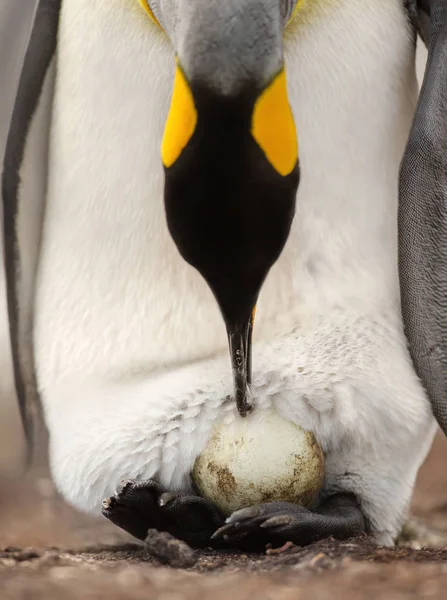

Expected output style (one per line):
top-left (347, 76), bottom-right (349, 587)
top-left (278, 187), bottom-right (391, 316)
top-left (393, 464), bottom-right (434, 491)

top-left (227, 311), bottom-right (256, 418)
top-left (238, 405), bottom-right (252, 418)
top-left (236, 387), bottom-right (253, 418)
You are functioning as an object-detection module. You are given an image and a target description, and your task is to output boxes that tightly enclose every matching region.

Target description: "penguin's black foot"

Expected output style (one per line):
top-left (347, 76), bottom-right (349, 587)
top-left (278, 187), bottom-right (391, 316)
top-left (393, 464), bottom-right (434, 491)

top-left (102, 479), bottom-right (225, 548)
top-left (212, 493), bottom-right (366, 550)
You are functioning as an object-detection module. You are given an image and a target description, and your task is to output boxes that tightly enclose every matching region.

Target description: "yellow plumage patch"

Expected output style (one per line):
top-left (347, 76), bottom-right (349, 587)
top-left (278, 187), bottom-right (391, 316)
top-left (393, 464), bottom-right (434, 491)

top-left (288, 0), bottom-right (306, 24)
top-left (251, 70), bottom-right (298, 177)
top-left (162, 65), bottom-right (198, 168)
top-left (138, 1), bottom-right (161, 27)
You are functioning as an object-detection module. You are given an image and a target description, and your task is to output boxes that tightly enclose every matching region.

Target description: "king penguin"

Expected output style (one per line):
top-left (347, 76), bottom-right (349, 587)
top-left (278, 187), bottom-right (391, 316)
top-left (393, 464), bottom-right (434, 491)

top-left (1, 0), bottom-right (446, 549)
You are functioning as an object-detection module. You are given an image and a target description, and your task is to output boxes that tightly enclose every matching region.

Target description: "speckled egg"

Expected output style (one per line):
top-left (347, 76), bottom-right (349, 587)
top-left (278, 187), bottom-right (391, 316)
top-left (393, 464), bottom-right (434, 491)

top-left (192, 408), bottom-right (325, 516)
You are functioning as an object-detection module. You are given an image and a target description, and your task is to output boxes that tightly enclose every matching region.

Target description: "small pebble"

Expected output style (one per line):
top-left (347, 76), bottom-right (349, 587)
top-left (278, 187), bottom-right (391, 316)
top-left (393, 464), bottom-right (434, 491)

top-left (144, 530), bottom-right (197, 569)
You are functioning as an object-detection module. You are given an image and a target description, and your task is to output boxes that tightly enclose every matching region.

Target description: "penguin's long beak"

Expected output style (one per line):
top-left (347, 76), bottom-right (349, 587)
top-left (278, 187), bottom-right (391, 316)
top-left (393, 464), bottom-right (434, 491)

top-left (227, 309), bottom-right (255, 417)
top-left (159, 3), bottom-right (299, 417)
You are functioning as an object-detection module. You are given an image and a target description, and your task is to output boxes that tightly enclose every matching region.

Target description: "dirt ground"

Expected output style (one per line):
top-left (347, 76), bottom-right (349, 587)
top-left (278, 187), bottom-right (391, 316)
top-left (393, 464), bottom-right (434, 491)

top-left (0, 408), bottom-right (446, 600)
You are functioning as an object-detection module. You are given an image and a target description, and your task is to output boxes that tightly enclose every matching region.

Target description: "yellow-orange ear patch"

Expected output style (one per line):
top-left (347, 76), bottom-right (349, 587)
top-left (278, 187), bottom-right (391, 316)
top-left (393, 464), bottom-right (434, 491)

top-left (162, 64), bottom-right (198, 168)
top-left (288, 0), bottom-right (306, 25)
top-left (138, 1), bottom-right (162, 27)
top-left (251, 70), bottom-right (298, 177)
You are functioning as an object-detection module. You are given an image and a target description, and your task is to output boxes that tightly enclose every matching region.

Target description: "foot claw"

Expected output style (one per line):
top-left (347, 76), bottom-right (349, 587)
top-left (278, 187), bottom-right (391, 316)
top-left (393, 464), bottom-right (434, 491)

top-left (226, 505), bottom-right (261, 523)
top-left (158, 492), bottom-right (178, 508)
top-left (211, 524), bottom-right (233, 540)
top-left (260, 515), bottom-right (292, 529)
top-left (119, 479), bottom-right (133, 493)
top-left (102, 497), bottom-right (114, 510)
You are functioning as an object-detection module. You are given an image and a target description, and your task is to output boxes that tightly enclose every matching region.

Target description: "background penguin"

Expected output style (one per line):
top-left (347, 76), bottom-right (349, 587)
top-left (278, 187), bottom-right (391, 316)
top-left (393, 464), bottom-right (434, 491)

top-left (1, 0), bottom-right (446, 549)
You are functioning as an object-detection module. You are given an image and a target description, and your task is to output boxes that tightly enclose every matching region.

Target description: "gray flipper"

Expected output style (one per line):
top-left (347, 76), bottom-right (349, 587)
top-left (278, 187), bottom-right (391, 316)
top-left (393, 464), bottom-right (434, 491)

top-left (0, 1), bottom-right (39, 165)
top-left (399, 0), bottom-right (447, 435)
top-left (1, 0), bottom-right (61, 456)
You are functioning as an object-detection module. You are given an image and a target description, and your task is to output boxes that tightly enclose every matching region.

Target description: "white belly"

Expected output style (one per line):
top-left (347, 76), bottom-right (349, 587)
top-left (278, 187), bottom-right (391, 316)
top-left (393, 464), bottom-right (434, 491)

top-left (34, 0), bottom-right (418, 395)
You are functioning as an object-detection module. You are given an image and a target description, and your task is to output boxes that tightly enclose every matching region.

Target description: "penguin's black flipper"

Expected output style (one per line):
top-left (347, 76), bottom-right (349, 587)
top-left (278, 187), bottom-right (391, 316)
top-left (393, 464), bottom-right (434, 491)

top-left (399, 0), bottom-right (447, 435)
top-left (1, 0), bottom-right (62, 458)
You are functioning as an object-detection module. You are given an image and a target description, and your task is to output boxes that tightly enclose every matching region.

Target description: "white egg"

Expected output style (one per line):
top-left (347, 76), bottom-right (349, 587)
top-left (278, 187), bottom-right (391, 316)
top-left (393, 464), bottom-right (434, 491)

top-left (192, 408), bottom-right (325, 516)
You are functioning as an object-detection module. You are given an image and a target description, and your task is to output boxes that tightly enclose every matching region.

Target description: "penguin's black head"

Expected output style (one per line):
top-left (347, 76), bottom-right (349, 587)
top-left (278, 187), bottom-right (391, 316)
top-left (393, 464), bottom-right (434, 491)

top-left (164, 74), bottom-right (298, 416)
top-left (144, 0), bottom-right (301, 416)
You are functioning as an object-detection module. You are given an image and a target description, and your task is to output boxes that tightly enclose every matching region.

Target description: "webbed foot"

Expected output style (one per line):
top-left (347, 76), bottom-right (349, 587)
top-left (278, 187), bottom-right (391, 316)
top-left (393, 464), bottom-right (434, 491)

top-left (213, 493), bottom-right (366, 549)
top-left (102, 479), bottom-right (225, 548)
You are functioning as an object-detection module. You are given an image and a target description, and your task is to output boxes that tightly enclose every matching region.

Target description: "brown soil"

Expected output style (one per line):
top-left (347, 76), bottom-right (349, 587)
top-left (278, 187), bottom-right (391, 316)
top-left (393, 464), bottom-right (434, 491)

top-left (0, 424), bottom-right (446, 599)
